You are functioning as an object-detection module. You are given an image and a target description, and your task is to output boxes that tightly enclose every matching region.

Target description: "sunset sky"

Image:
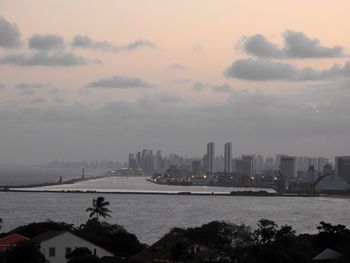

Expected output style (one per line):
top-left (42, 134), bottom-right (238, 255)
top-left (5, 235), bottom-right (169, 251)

top-left (1, 0), bottom-right (350, 164)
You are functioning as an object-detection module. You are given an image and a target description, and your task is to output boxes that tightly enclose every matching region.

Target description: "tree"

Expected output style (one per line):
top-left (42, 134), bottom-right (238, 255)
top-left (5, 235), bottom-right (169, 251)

top-left (66, 247), bottom-right (101, 263)
top-left (86, 196), bottom-right (112, 221)
top-left (0, 218), bottom-right (2, 230)
top-left (254, 219), bottom-right (278, 245)
top-left (78, 220), bottom-right (147, 257)
top-left (0, 240), bottom-right (46, 263)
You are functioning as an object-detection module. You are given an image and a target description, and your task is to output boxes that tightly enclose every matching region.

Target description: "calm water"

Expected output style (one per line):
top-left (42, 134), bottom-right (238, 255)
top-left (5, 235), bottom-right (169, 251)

top-left (21, 176), bottom-right (276, 193)
top-left (0, 165), bottom-right (107, 185)
top-left (1, 189), bottom-right (349, 244)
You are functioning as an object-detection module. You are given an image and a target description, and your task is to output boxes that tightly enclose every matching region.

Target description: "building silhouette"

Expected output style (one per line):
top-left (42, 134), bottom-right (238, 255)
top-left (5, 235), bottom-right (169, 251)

top-left (207, 142), bottom-right (215, 174)
top-left (224, 143), bottom-right (232, 173)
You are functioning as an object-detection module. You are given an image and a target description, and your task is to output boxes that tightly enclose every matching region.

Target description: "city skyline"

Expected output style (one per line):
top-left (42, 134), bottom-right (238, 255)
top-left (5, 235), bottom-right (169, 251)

top-left (1, 1), bottom-right (350, 164)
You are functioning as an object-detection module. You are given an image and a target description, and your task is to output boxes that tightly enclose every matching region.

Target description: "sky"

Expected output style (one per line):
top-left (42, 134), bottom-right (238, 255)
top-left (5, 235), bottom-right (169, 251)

top-left (1, 0), bottom-right (350, 164)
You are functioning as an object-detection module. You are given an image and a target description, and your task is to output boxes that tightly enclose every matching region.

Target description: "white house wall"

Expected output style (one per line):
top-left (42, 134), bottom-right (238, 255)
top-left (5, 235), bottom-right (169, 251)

top-left (39, 232), bottom-right (113, 263)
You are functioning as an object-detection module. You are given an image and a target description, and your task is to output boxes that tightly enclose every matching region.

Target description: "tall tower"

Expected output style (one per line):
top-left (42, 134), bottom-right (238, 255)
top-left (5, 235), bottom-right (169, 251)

top-left (224, 142), bottom-right (232, 173)
top-left (207, 142), bottom-right (215, 174)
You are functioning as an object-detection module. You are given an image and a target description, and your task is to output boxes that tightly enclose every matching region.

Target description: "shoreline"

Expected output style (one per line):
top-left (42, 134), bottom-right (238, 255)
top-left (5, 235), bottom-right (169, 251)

top-left (0, 188), bottom-right (332, 197)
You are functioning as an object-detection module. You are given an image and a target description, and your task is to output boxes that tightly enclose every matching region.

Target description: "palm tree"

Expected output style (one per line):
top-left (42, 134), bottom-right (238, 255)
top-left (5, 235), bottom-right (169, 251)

top-left (85, 196), bottom-right (112, 220)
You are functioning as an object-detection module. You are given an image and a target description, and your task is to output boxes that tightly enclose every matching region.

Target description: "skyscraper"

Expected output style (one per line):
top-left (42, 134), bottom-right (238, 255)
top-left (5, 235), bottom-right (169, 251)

top-left (335, 156), bottom-right (350, 182)
top-left (207, 142), bottom-right (215, 174)
top-left (279, 156), bottom-right (297, 182)
top-left (224, 142), bottom-right (232, 173)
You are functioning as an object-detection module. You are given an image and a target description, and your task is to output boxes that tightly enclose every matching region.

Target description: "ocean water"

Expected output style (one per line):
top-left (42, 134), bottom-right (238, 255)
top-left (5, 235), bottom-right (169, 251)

top-left (21, 176), bottom-right (276, 193)
top-left (0, 165), bottom-right (107, 185)
top-left (1, 176), bottom-right (350, 244)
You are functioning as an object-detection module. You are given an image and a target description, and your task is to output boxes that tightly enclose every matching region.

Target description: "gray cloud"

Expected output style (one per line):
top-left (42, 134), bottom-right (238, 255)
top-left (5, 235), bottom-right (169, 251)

top-left (0, 51), bottom-right (90, 67)
top-left (120, 40), bottom-right (155, 51)
top-left (28, 34), bottom-right (64, 50)
top-left (72, 35), bottom-right (155, 52)
top-left (15, 82), bottom-right (50, 96)
top-left (168, 64), bottom-right (187, 70)
top-left (284, 31), bottom-right (345, 58)
top-left (29, 97), bottom-right (46, 104)
top-left (240, 31), bottom-right (345, 59)
top-left (52, 97), bottom-right (64, 103)
top-left (138, 93), bottom-right (183, 109)
top-left (173, 79), bottom-right (192, 84)
top-left (212, 84), bottom-right (234, 93)
top-left (1, 83), bottom-right (350, 164)
top-left (0, 16), bottom-right (21, 48)
top-left (192, 82), bottom-right (207, 91)
top-left (0, 83), bottom-right (6, 90)
top-left (225, 58), bottom-right (350, 81)
top-left (86, 75), bottom-right (153, 88)
top-left (240, 34), bottom-right (283, 58)
top-left (15, 82), bottom-right (49, 90)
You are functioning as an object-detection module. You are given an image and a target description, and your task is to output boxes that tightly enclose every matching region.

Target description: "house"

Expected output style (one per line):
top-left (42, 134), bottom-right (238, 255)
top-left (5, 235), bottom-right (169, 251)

top-left (0, 234), bottom-right (29, 252)
top-left (33, 230), bottom-right (113, 263)
top-left (130, 229), bottom-right (217, 263)
top-left (313, 248), bottom-right (345, 261)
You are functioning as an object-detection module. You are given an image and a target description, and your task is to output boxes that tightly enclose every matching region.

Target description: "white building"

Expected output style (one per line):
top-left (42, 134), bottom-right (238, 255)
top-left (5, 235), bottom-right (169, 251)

top-left (33, 231), bottom-right (113, 263)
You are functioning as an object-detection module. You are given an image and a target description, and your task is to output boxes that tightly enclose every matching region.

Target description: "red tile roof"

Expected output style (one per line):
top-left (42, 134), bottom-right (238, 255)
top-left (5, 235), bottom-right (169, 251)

top-left (0, 234), bottom-right (29, 252)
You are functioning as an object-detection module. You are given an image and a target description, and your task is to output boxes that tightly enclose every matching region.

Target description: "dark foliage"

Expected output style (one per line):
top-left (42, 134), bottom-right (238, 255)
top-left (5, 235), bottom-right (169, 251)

top-left (86, 196), bottom-right (112, 220)
top-left (66, 247), bottom-right (101, 263)
top-left (77, 219), bottom-right (147, 257)
top-left (185, 221), bottom-right (254, 254)
top-left (6, 220), bottom-right (73, 238)
top-left (0, 240), bottom-right (46, 263)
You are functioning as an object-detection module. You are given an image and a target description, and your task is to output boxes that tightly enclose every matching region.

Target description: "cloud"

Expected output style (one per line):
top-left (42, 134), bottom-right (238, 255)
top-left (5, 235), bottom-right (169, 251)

top-left (212, 84), bottom-right (234, 93)
top-left (192, 44), bottom-right (203, 53)
top-left (120, 39), bottom-right (155, 51)
top-left (28, 34), bottom-right (64, 50)
top-left (138, 93), bottom-right (183, 108)
top-left (52, 97), bottom-right (64, 103)
top-left (283, 31), bottom-right (345, 58)
top-left (0, 84), bottom-right (6, 90)
top-left (15, 82), bottom-right (50, 96)
top-left (239, 34), bottom-right (283, 58)
top-left (86, 75), bottom-right (153, 88)
top-left (240, 31), bottom-right (345, 59)
top-left (0, 16), bottom-right (21, 48)
top-left (0, 51), bottom-right (90, 67)
top-left (29, 97), bottom-right (46, 104)
top-left (2, 81), bottom-right (350, 164)
top-left (168, 63), bottom-right (187, 70)
top-left (72, 35), bottom-right (155, 52)
top-left (225, 58), bottom-right (350, 81)
top-left (173, 79), bottom-right (191, 84)
top-left (192, 82), bottom-right (207, 91)
top-left (15, 82), bottom-right (49, 90)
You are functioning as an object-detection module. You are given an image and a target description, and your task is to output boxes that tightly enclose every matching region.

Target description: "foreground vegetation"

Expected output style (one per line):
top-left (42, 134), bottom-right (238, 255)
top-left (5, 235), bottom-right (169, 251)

top-left (0, 196), bottom-right (349, 262)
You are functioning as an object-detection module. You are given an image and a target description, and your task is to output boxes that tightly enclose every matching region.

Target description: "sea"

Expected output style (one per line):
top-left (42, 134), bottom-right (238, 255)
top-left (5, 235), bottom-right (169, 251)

top-left (1, 166), bottom-right (350, 244)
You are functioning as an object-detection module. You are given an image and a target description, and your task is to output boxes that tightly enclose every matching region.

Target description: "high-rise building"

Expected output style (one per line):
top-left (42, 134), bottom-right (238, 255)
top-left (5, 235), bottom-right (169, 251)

top-left (279, 156), bottom-right (297, 182)
top-left (224, 142), bottom-right (232, 173)
top-left (128, 154), bottom-right (136, 170)
top-left (135, 152), bottom-right (141, 169)
top-left (192, 160), bottom-right (202, 176)
top-left (207, 142), bottom-right (215, 174)
top-left (153, 150), bottom-right (163, 172)
top-left (236, 155), bottom-right (253, 176)
top-left (335, 156), bottom-right (350, 182)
